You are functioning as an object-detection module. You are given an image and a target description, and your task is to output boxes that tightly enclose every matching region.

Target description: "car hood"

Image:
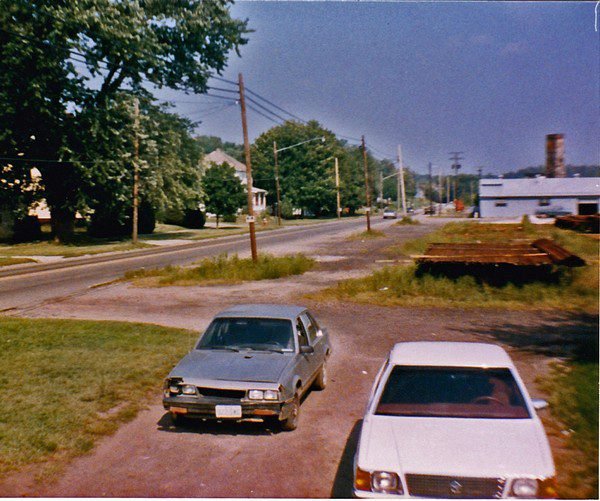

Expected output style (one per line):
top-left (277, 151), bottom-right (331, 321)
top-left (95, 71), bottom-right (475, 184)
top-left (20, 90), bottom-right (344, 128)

top-left (168, 349), bottom-right (293, 384)
top-left (358, 415), bottom-right (554, 478)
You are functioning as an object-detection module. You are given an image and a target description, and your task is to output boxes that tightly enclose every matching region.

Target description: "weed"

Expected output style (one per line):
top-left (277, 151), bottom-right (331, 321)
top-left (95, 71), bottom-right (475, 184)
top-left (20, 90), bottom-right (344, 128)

top-left (124, 253), bottom-right (315, 286)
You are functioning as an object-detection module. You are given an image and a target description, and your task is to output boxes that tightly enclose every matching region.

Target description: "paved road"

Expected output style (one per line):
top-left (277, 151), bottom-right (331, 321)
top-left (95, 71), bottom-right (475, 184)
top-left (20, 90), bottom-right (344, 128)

top-left (0, 217), bottom-right (383, 312)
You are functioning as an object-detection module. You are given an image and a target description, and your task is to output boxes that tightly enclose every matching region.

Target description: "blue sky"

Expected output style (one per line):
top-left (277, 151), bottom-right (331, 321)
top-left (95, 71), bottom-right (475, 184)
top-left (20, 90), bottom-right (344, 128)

top-left (161, 1), bottom-right (599, 176)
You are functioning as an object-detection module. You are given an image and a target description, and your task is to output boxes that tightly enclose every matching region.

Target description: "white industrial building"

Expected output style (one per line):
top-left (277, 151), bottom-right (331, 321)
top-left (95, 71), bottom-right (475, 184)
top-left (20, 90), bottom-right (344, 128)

top-left (479, 177), bottom-right (600, 218)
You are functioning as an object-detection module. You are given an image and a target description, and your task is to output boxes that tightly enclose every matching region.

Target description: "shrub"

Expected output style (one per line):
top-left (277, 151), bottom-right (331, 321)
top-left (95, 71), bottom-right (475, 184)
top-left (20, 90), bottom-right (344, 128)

top-left (181, 209), bottom-right (206, 229)
top-left (12, 216), bottom-right (42, 243)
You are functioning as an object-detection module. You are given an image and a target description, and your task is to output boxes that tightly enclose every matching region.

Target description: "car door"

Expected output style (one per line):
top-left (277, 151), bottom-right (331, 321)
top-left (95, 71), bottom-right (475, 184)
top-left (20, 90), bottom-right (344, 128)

top-left (294, 315), bottom-right (318, 392)
top-left (299, 312), bottom-right (325, 379)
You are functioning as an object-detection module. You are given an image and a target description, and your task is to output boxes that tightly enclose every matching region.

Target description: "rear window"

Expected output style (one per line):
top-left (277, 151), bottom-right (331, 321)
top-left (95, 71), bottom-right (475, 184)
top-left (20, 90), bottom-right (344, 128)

top-left (375, 366), bottom-right (530, 419)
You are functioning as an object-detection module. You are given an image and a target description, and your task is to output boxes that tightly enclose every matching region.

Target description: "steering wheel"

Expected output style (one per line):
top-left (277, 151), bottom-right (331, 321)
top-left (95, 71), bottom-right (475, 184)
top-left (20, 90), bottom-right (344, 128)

top-left (472, 396), bottom-right (505, 405)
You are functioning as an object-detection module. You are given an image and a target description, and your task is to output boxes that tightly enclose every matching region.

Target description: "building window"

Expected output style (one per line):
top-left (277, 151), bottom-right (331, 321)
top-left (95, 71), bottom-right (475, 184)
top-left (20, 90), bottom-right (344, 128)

top-left (495, 202), bottom-right (507, 207)
top-left (538, 198), bottom-right (551, 206)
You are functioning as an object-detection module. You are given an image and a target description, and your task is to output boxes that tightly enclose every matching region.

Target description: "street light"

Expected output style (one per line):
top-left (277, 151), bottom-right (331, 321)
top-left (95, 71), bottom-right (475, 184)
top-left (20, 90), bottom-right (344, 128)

top-left (273, 136), bottom-right (326, 225)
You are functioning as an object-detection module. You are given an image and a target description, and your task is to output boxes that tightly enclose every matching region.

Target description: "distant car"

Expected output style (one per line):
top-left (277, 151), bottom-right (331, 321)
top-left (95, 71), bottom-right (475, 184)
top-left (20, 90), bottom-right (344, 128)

top-left (383, 208), bottom-right (398, 219)
top-left (354, 342), bottom-right (556, 499)
top-left (535, 207), bottom-right (571, 218)
top-left (163, 304), bottom-right (331, 431)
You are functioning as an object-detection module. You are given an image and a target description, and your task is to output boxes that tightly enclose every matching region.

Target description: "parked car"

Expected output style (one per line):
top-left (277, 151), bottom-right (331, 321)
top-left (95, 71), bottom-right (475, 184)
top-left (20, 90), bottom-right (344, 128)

top-left (354, 342), bottom-right (556, 499)
top-left (535, 207), bottom-right (571, 218)
top-left (163, 304), bottom-right (331, 431)
top-left (383, 208), bottom-right (398, 219)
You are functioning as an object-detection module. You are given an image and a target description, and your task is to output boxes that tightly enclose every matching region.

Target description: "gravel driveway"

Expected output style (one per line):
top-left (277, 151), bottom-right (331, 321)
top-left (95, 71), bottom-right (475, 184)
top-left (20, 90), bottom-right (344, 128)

top-left (0, 218), bottom-right (595, 497)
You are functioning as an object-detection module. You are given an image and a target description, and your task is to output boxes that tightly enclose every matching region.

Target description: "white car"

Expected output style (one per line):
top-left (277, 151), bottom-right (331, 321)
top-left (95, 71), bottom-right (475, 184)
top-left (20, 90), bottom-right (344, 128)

top-left (353, 342), bottom-right (556, 499)
top-left (383, 208), bottom-right (398, 219)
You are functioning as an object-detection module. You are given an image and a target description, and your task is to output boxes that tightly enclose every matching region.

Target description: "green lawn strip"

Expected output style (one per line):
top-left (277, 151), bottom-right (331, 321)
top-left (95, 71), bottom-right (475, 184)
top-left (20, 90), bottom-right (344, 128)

top-left (539, 349), bottom-right (599, 499)
top-left (0, 257), bottom-right (37, 267)
top-left (0, 241), bottom-right (152, 258)
top-left (124, 253), bottom-right (316, 286)
top-left (394, 216), bottom-right (420, 226)
top-left (309, 263), bottom-right (597, 312)
top-left (0, 318), bottom-right (195, 474)
top-left (313, 221), bottom-right (598, 311)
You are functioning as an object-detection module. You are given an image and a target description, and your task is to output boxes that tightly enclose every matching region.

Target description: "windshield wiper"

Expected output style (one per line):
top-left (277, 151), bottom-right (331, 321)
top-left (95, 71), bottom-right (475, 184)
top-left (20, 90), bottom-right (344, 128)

top-left (200, 345), bottom-right (240, 352)
top-left (244, 346), bottom-right (286, 354)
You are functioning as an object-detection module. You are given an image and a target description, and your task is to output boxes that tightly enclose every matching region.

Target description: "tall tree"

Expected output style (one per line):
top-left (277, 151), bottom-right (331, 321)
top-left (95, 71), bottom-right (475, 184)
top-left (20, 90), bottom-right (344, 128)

top-left (0, 0), bottom-right (249, 240)
top-left (252, 121), bottom-right (344, 217)
top-left (201, 162), bottom-right (245, 227)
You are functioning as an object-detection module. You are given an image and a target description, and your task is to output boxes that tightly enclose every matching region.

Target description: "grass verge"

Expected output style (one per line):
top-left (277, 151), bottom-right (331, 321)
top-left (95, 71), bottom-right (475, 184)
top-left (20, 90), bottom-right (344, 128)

top-left (0, 318), bottom-right (195, 475)
top-left (0, 240), bottom-right (151, 258)
top-left (0, 257), bottom-right (36, 267)
top-left (539, 339), bottom-right (598, 499)
top-left (312, 221), bottom-right (598, 311)
top-left (124, 253), bottom-right (316, 286)
top-left (347, 229), bottom-right (386, 240)
top-left (394, 216), bottom-right (420, 226)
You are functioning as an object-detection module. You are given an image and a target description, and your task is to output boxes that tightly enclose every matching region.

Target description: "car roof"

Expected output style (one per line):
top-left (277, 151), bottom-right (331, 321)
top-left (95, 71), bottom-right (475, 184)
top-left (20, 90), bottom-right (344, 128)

top-left (214, 304), bottom-right (306, 321)
top-left (388, 342), bottom-right (514, 368)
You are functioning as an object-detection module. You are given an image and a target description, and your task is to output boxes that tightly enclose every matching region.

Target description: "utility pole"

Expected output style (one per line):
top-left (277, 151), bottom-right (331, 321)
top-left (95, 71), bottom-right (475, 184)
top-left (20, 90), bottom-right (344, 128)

top-left (273, 141), bottom-right (282, 226)
top-left (428, 162), bottom-right (433, 215)
top-left (449, 151), bottom-right (464, 202)
top-left (361, 136), bottom-right (371, 231)
top-left (397, 145), bottom-right (407, 216)
top-left (334, 157), bottom-right (341, 219)
top-left (438, 166), bottom-right (443, 215)
top-left (132, 97), bottom-right (140, 245)
top-left (238, 73), bottom-right (258, 262)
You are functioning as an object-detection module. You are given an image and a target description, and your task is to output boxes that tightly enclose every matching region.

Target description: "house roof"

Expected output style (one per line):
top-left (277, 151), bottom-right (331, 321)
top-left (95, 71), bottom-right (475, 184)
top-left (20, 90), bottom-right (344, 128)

top-left (203, 149), bottom-right (246, 173)
top-left (479, 177), bottom-right (600, 198)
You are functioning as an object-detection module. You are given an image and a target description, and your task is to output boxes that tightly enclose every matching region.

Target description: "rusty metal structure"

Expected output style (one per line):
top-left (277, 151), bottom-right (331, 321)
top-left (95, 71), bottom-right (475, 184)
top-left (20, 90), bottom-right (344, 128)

top-left (555, 214), bottom-right (600, 234)
top-left (546, 134), bottom-right (566, 178)
top-left (414, 240), bottom-right (584, 267)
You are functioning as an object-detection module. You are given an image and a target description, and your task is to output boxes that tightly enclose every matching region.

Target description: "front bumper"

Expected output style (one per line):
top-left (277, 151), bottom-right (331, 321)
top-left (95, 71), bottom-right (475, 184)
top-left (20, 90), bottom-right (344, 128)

top-left (163, 396), bottom-right (293, 421)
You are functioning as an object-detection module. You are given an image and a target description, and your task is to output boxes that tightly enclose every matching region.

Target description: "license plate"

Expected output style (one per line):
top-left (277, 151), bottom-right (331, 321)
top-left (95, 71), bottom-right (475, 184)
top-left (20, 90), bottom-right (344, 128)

top-left (170, 406), bottom-right (188, 414)
top-left (215, 405), bottom-right (242, 418)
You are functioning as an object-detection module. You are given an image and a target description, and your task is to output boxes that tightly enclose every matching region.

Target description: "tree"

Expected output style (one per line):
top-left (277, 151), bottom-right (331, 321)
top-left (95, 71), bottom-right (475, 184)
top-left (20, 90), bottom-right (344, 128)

top-left (201, 162), bottom-right (245, 227)
top-left (252, 121), bottom-right (344, 217)
top-left (196, 136), bottom-right (244, 163)
top-left (0, 0), bottom-right (249, 241)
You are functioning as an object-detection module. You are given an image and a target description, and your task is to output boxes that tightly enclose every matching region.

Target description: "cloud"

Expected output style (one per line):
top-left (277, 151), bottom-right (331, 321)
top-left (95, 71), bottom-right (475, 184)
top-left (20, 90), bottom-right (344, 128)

top-left (500, 41), bottom-right (529, 56)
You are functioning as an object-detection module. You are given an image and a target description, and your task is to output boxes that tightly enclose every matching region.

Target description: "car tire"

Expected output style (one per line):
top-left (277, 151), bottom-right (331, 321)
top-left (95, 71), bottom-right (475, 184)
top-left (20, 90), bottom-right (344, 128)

top-left (313, 361), bottom-right (327, 390)
top-left (280, 393), bottom-right (300, 431)
top-left (171, 413), bottom-right (186, 426)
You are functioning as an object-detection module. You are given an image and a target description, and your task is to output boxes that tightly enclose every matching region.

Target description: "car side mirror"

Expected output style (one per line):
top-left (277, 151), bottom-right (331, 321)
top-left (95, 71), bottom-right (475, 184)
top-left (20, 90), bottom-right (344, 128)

top-left (300, 345), bottom-right (314, 354)
top-left (532, 398), bottom-right (549, 411)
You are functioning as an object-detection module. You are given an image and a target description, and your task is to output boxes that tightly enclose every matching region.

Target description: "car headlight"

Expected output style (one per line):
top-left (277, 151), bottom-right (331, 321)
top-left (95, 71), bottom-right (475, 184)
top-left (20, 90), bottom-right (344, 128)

top-left (169, 384), bottom-right (180, 394)
top-left (248, 390), bottom-right (264, 400)
top-left (512, 478), bottom-right (538, 498)
top-left (181, 384), bottom-right (196, 395)
top-left (371, 471), bottom-right (402, 494)
top-left (264, 390), bottom-right (279, 400)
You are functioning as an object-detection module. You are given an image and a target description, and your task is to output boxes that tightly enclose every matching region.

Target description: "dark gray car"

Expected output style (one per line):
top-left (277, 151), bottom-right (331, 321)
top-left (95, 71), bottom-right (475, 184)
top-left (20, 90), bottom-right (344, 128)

top-left (163, 304), bottom-right (331, 431)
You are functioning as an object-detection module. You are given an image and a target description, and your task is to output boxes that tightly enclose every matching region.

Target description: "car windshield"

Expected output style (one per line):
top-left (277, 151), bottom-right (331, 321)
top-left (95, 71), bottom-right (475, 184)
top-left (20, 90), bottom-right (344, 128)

top-left (375, 366), bottom-right (530, 419)
top-left (197, 317), bottom-right (294, 352)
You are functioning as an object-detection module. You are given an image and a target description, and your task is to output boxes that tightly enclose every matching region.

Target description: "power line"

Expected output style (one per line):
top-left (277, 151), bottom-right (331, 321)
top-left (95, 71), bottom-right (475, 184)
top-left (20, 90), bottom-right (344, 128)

top-left (245, 96), bottom-right (290, 123)
top-left (244, 87), bottom-right (307, 123)
top-left (246, 104), bottom-right (285, 126)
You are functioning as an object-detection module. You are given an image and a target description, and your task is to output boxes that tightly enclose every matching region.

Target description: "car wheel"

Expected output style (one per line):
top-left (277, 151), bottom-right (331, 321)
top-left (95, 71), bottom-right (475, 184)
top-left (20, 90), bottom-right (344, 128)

top-left (313, 361), bottom-right (327, 390)
top-left (280, 393), bottom-right (300, 431)
top-left (171, 412), bottom-right (186, 426)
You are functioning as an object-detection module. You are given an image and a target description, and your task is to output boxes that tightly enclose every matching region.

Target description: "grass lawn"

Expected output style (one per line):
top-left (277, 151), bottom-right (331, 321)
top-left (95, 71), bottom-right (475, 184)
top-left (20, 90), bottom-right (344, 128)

top-left (311, 221), bottom-right (598, 312)
top-left (0, 318), bottom-right (196, 475)
top-left (0, 240), bottom-right (151, 258)
top-left (540, 337), bottom-right (599, 499)
top-left (124, 253), bottom-right (316, 286)
top-left (0, 257), bottom-right (37, 267)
